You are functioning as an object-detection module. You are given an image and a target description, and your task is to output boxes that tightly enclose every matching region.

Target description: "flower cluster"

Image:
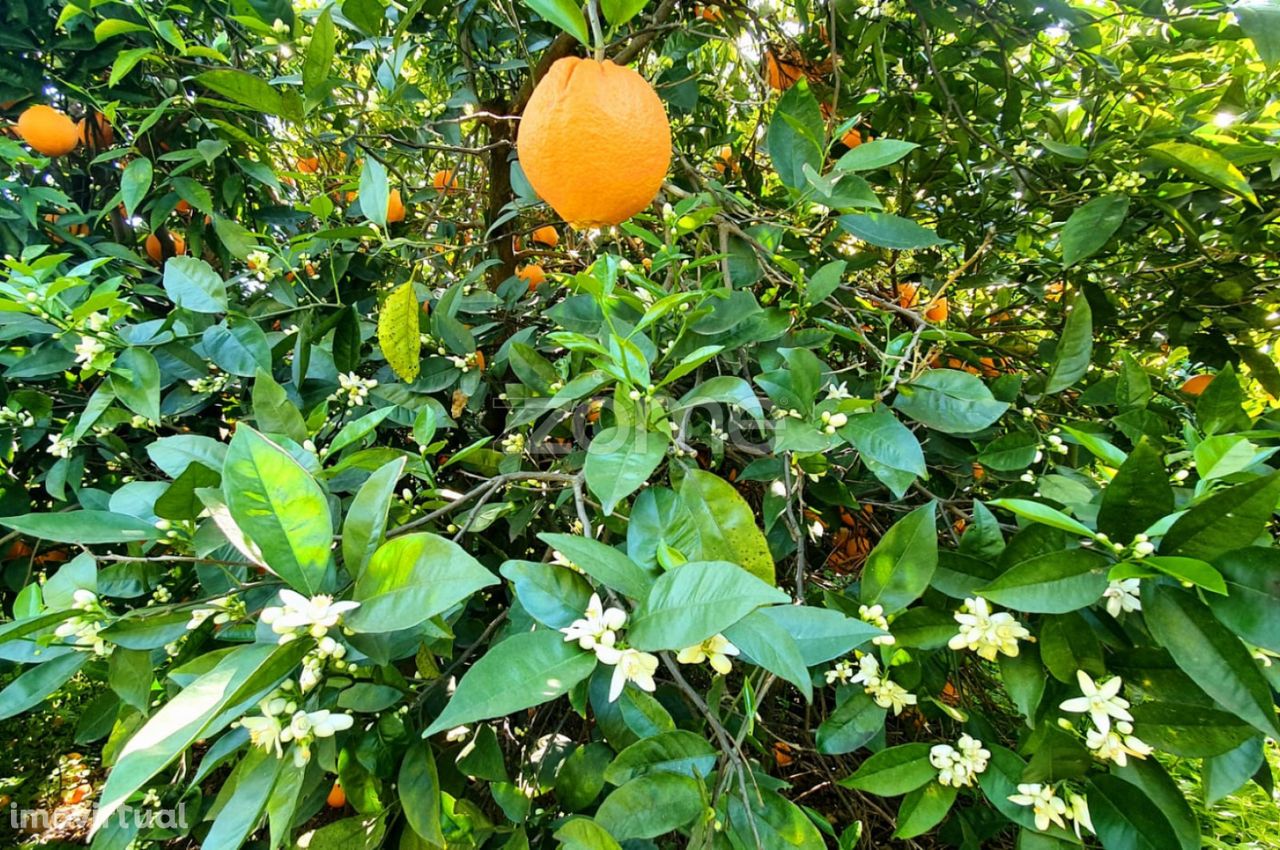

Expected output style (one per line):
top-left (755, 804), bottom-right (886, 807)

top-left (1009, 783), bottom-right (1093, 838)
top-left (929, 734), bottom-right (990, 787)
top-left (333, 372), bottom-right (378, 407)
top-left (1059, 671), bottom-right (1152, 766)
top-left (239, 691), bottom-right (354, 767)
top-left (948, 597), bottom-right (1032, 661)
top-left (260, 590), bottom-right (360, 643)
top-left (53, 589), bottom-right (110, 655)
top-left (560, 594), bottom-right (658, 702)
top-left (827, 652), bottom-right (917, 715)
top-left (858, 604), bottom-right (895, 646)
top-left (188, 370), bottom-right (232, 395)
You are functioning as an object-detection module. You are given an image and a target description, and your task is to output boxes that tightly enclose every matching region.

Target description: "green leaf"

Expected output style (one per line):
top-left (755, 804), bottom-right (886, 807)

top-left (1043, 288), bottom-right (1093, 394)
top-left (989, 498), bottom-right (1095, 537)
top-left (537, 533), bottom-right (657, 601)
top-left (203, 746), bottom-right (285, 850)
top-left (722, 787), bottom-right (826, 850)
top-left (162, 256), bottom-right (227, 314)
top-left (979, 548), bottom-right (1109, 613)
top-left (377, 282), bottom-right (421, 382)
top-left (1210, 547), bottom-right (1280, 653)
top-left (861, 502), bottom-right (937, 613)
top-left (603, 730), bottom-right (717, 785)
top-left (1142, 556), bottom-right (1227, 595)
top-left (204, 319), bottom-right (272, 377)
top-left (222, 426), bottom-right (332, 595)
top-left (359, 155), bottom-right (389, 229)
top-left (94, 18), bottom-right (149, 41)
top-left (302, 8), bottom-right (334, 98)
top-left (1148, 141), bottom-right (1258, 205)
top-left (251, 368), bottom-right (307, 442)
top-left (767, 79), bottom-right (825, 190)
top-left (599, 0), bottom-right (648, 28)
top-left (196, 69), bottom-right (285, 115)
top-left (1196, 363), bottom-right (1250, 435)
top-left (554, 818), bottom-right (624, 850)
top-left (347, 533), bottom-right (498, 632)
top-left (893, 369), bottom-right (1009, 434)
top-left (108, 648), bottom-right (153, 712)
top-left (1161, 471), bottom-right (1280, 561)
top-left (500, 560), bottom-right (592, 629)
top-left (0, 652), bottom-right (90, 720)
top-left (839, 409), bottom-right (926, 499)
top-left (895, 782), bottom-right (957, 839)
top-left (724, 608), bottom-right (813, 701)
top-left (0, 510), bottom-right (161, 544)
top-left (1203, 737), bottom-right (1264, 805)
top-left (816, 690), bottom-right (886, 755)
top-left (596, 773), bottom-right (703, 840)
top-left (839, 743), bottom-right (935, 795)
top-left (109, 348), bottom-right (161, 424)
top-left (1235, 0), bottom-right (1280, 67)
top-left (342, 0), bottom-right (385, 34)
top-left (584, 425), bottom-right (668, 516)
top-left (110, 47), bottom-right (153, 86)
top-left (121, 158), bottom-right (152, 218)
top-left (833, 139), bottom-right (919, 171)
top-left (1142, 583), bottom-right (1280, 737)
top-left (757, 605), bottom-right (883, 666)
top-left (1061, 195), bottom-right (1129, 266)
top-left (627, 560), bottom-right (790, 651)
top-left (837, 212), bottom-right (948, 250)
top-left (556, 743), bottom-right (613, 811)
top-left (94, 641), bottom-right (308, 829)
top-left (1097, 438), bottom-right (1171, 542)
top-left (678, 469), bottom-right (776, 583)
top-left (341, 459), bottom-right (404, 579)
top-left (524, 0), bottom-right (591, 45)
top-left (1111, 758), bottom-right (1199, 850)
top-left (673, 375), bottom-right (764, 420)
top-left (1087, 774), bottom-right (1180, 850)
top-left (978, 431), bottom-right (1040, 472)
top-left (423, 630), bottom-right (596, 736)
top-left (399, 742), bottom-right (444, 845)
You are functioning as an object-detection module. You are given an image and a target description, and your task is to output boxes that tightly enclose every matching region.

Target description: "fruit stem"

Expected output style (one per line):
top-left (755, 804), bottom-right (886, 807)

top-left (586, 0), bottom-right (605, 61)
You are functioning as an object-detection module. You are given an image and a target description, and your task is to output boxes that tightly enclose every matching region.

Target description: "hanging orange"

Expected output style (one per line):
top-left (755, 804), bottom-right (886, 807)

top-left (432, 170), bottom-right (459, 192)
top-left (842, 127), bottom-right (863, 148)
top-left (326, 781), bottom-right (346, 808)
top-left (518, 263), bottom-right (547, 291)
top-left (17, 105), bottom-right (79, 156)
top-left (531, 225), bottom-right (559, 247)
top-left (925, 297), bottom-right (948, 323)
top-left (145, 232), bottom-right (186, 263)
top-left (386, 189), bottom-right (406, 223)
top-left (1180, 374), bottom-right (1213, 396)
top-left (517, 57), bottom-right (671, 229)
top-left (77, 112), bottom-right (113, 149)
top-left (296, 156), bottom-right (320, 173)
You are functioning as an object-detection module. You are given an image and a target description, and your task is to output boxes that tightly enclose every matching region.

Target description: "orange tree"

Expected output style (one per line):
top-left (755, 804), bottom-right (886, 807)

top-left (1, 0), bottom-right (1279, 848)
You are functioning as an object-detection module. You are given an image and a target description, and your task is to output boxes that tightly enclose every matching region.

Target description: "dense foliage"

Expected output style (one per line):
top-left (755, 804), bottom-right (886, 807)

top-left (2, 0), bottom-right (1280, 847)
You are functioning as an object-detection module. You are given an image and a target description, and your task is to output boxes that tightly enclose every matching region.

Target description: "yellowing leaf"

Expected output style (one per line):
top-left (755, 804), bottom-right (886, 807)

top-left (377, 282), bottom-right (421, 382)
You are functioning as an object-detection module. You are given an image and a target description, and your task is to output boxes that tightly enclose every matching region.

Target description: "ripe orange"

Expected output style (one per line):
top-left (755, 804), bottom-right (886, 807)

top-left (696, 4), bottom-right (723, 21)
top-left (842, 127), bottom-right (863, 148)
top-left (517, 57), bottom-right (672, 229)
top-left (17, 105), bottom-right (79, 156)
top-left (924, 297), bottom-right (948, 323)
top-left (175, 199), bottom-right (192, 215)
top-left (432, 170), bottom-right (459, 192)
top-left (518, 263), bottom-right (547, 291)
top-left (77, 112), bottom-right (113, 149)
top-left (145, 232), bottom-right (186, 263)
top-left (765, 50), bottom-right (806, 91)
top-left (297, 156), bottom-right (320, 173)
top-left (326, 781), bottom-right (346, 809)
top-left (1180, 374), bottom-right (1213, 396)
top-left (531, 225), bottom-right (559, 247)
top-left (43, 214), bottom-right (89, 241)
top-left (386, 189), bottom-right (406, 223)
top-left (896, 282), bottom-right (920, 309)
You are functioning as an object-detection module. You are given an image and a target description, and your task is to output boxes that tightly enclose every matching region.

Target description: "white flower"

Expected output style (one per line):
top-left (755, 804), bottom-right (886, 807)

top-left (241, 714), bottom-right (285, 758)
top-left (1085, 720), bottom-right (1152, 766)
top-left (605, 648), bottom-right (659, 702)
top-left (825, 381), bottom-right (852, 400)
top-left (334, 372), bottom-right (378, 407)
top-left (278, 709), bottom-right (354, 766)
top-left (932, 733), bottom-right (991, 786)
top-left (47, 434), bottom-right (75, 458)
top-left (1059, 670), bottom-right (1132, 734)
top-left (825, 659), bottom-right (855, 685)
top-left (859, 604), bottom-right (895, 645)
top-left (676, 633), bottom-right (740, 675)
top-left (1066, 791), bottom-right (1094, 839)
top-left (948, 597), bottom-right (1032, 661)
top-left (560, 594), bottom-right (627, 657)
top-left (1103, 578), bottom-right (1141, 618)
top-left (74, 335), bottom-right (106, 367)
top-left (1008, 783), bottom-right (1068, 832)
top-left (849, 653), bottom-right (881, 686)
top-left (261, 589), bottom-right (359, 643)
top-left (868, 677), bottom-right (917, 715)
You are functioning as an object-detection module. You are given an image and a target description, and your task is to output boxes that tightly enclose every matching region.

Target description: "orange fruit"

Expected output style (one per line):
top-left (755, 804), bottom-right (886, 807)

top-left (641, 257), bottom-right (652, 270)
top-left (77, 112), bottom-right (113, 149)
top-left (517, 57), bottom-right (672, 229)
top-left (43, 213), bottom-right (89, 241)
top-left (924, 297), bottom-right (948, 323)
top-left (518, 263), bottom-right (547, 291)
top-left (17, 105), bottom-right (79, 156)
top-left (175, 199), bottom-right (192, 215)
top-left (531, 225), bottom-right (559, 247)
top-left (326, 781), bottom-right (346, 808)
top-left (765, 50), bottom-right (805, 91)
top-left (432, 170), bottom-right (459, 192)
top-left (297, 156), bottom-right (320, 173)
top-left (386, 189), bottom-right (406, 223)
top-left (697, 4), bottom-right (723, 21)
top-left (842, 127), bottom-right (862, 148)
top-left (474, 350), bottom-right (486, 371)
top-left (145, 232), bottom-right (186, 263)
top-left (896, 282), bottom-right (920, 309)
top-left (1180, 374), bottom-right (1213, 396)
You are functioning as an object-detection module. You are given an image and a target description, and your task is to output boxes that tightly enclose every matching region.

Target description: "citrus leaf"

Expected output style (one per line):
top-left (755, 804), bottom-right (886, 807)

top-left (1148, 141), bottom-right (1257, 206)
top-left (377, 282), bottom-right (421, 382)
top-left (1061, 194), bottom-right (1128, 266)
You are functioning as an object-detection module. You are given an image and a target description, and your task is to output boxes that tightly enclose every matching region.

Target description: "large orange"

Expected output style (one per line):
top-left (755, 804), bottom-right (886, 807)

top-left (517, 57), bottom-right (671, 229)
top-left (1180, 374), bottom-right (1213, 396)
top-left (17, 105), bottom-right (79, 156)
top-left (386, 189), bottom-right (406, 223)
top-left (531, 225), bottom-right (559, 247)
top-left (924, 297), bottom-right (948, 323)
top-left (145, 232), bottom-right (186, 263)
top-left (518, 263), bottom-right (547, 291)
